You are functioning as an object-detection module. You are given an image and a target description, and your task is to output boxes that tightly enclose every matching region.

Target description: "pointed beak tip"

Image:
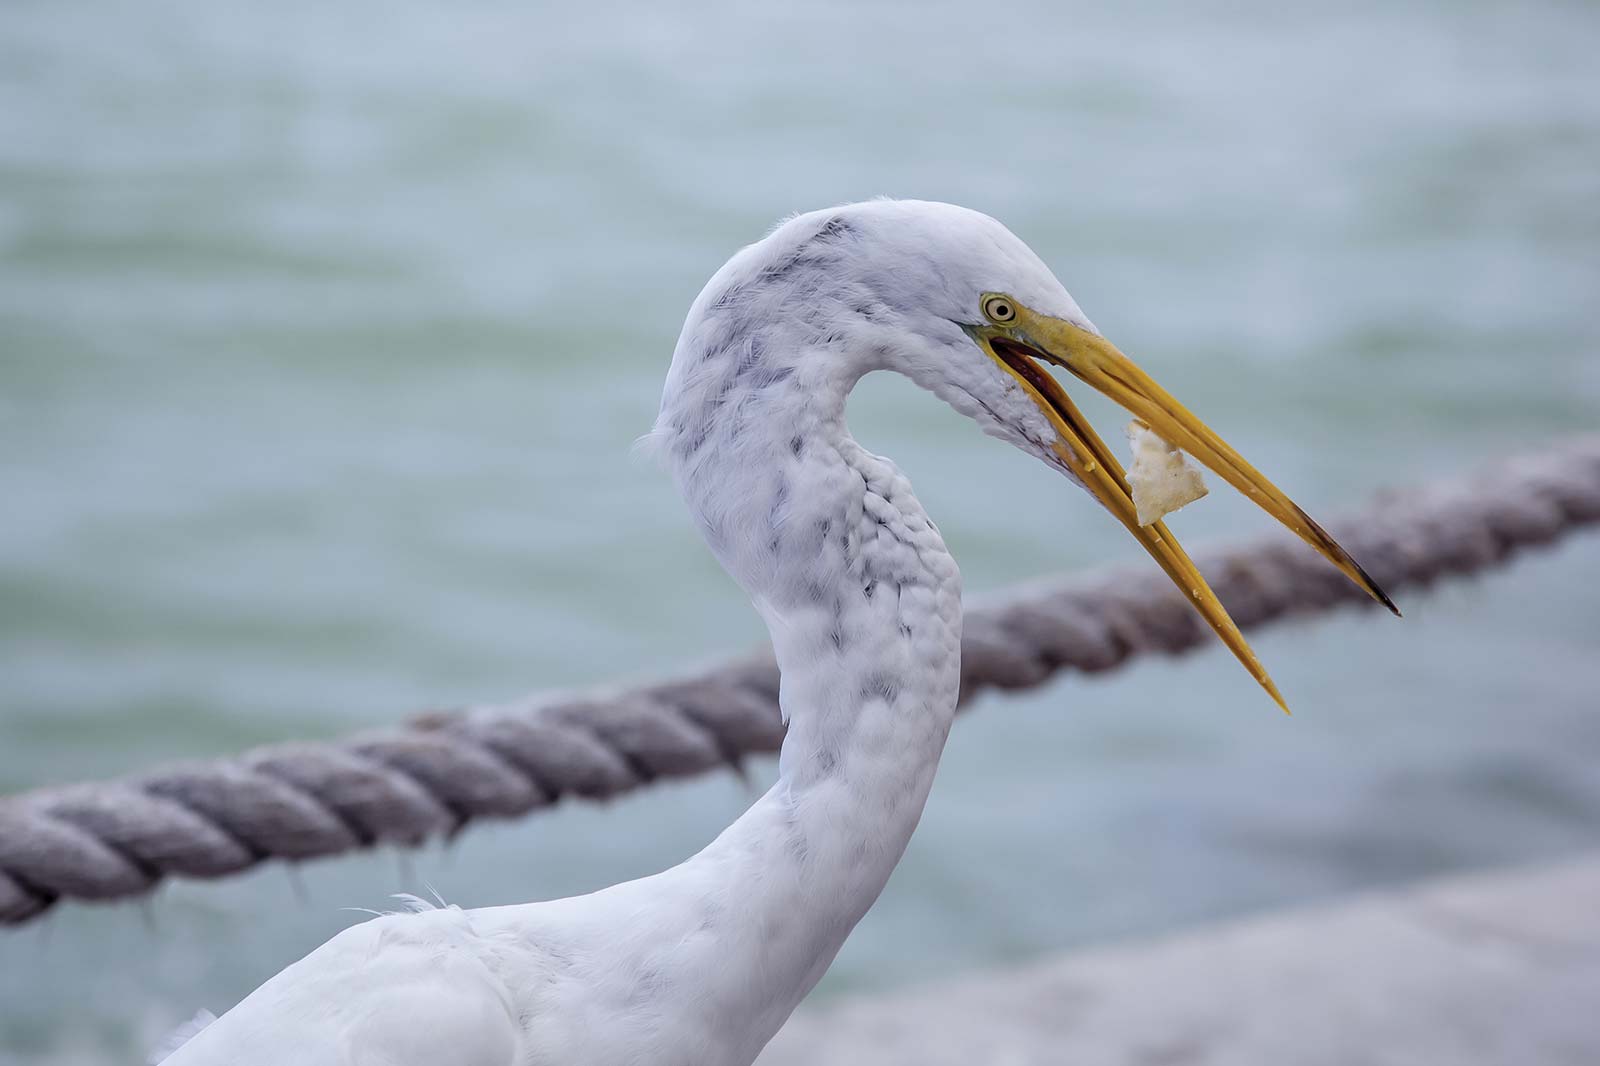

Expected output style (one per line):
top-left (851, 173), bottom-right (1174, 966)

top-left (1355, 565), bottom-right (1401, 618)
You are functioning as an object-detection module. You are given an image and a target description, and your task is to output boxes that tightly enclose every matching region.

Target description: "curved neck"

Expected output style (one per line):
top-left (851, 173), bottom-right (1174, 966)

top-left (651, 346), bottom-right (963, 1060)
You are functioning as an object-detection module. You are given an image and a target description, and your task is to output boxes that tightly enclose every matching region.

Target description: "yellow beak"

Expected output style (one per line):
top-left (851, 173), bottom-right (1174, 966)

top-left (980, 302), bottom-right (1398, 714)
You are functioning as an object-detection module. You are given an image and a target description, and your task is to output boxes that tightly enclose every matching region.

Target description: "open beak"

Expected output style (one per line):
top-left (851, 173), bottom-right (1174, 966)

top-left (980, 303), bottom-right (1398, 714)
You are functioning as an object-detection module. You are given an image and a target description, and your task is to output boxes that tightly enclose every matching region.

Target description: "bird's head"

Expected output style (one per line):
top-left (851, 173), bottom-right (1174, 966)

top-left (665, 200), bottom-right (1396, 711)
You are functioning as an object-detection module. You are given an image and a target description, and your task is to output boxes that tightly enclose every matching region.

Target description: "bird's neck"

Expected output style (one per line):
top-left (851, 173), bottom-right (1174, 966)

top-left (655, 353), bottom-right (963, 1053)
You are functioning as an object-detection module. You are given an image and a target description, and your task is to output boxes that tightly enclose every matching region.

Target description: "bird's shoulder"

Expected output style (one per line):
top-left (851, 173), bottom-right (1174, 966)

top-left (160, 906), bottom-right (530, 1066)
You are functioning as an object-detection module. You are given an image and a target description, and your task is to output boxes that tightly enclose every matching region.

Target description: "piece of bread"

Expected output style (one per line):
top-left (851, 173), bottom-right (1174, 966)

top-left (1124, 418), bottom-right (1208, 526)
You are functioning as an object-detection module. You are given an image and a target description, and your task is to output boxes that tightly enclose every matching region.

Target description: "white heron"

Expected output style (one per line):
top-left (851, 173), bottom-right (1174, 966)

top-left (159, 199), bottom-right (1394, 1066)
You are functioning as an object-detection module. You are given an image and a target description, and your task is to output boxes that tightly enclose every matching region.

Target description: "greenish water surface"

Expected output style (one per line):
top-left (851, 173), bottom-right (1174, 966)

top-left (2, 2), bottom-right (1598, 1060)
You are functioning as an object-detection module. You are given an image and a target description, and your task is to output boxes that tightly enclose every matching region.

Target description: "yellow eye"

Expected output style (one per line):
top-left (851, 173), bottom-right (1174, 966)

top-left (982, 294), bottom-right (1016, 324)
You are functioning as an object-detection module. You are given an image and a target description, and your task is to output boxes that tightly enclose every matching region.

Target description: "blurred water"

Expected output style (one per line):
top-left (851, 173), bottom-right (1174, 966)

top-left (2, 0), bottom-right (1599, 1060)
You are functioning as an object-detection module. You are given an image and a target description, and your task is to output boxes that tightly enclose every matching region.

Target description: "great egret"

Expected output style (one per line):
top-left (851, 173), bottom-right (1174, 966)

top-left (158, 199), bottom-right (1393, 1065)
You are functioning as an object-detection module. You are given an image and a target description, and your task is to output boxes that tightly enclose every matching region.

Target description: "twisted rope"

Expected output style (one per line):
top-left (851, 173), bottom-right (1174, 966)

top-left (2, 436), bottom-right (1597, 926)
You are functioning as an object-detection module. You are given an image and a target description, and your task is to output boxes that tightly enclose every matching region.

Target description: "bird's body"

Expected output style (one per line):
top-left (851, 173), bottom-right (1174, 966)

top-left (161, 200), bottom-right (1390, 1065)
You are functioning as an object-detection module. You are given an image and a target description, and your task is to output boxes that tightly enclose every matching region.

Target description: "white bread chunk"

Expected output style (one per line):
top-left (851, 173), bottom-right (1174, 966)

top-left (1124, 418), bottom-right (1208, 526)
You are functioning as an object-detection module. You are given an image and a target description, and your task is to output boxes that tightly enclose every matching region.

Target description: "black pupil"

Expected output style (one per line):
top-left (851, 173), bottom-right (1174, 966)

top-left (994, 302), bottom-right (1009, 318)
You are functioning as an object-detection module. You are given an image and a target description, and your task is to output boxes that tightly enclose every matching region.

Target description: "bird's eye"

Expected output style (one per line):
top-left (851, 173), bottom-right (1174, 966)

top-left (982, 294), bottom-right (1016, 324)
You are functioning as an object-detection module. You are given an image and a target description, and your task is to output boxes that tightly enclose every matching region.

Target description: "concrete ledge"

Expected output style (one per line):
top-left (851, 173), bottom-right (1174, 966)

top-left (759, 857), bottom-right (1600, 1065)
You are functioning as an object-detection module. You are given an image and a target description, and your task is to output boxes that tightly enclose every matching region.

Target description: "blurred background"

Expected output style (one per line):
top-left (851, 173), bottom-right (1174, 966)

top-left (2, 0), bottom-right (1598, 1060)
